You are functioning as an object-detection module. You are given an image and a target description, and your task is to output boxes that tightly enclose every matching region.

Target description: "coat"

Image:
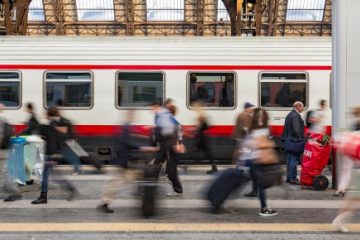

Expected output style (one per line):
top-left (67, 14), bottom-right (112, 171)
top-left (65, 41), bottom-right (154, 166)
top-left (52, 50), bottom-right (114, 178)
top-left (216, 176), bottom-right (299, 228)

top-left (281, 110), bottom-right (305, 141)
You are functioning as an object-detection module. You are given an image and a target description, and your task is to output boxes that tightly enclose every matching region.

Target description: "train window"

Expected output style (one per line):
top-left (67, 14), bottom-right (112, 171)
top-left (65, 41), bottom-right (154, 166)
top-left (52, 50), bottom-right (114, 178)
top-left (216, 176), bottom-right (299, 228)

top-left (117, 72), bottom-right (164, 108)
top-left (259, 72), bottom-right (308, 108)
top-left (45, 72), bottom-right (93, 108)
top-left (0, 72), bottom-right (21, 108)
top-left (188, 72), bottom-right (235, 108)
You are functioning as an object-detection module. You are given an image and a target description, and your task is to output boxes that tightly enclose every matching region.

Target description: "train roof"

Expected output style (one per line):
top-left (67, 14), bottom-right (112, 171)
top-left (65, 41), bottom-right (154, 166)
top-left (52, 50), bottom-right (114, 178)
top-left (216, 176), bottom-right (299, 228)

top-left (0, 37), bottom-right (331, 66)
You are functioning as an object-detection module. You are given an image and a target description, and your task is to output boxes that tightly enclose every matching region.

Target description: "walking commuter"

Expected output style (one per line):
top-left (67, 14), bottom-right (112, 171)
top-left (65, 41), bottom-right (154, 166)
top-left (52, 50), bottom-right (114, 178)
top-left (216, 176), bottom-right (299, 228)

top-left (97, 110), bottom-right (158, 213)
top-left (192, 101), bottom-right (217, 174)
top-left (308, 99), bottom-right (328, 134)
top-left (31, 107), bottom-right (78, 204)
top-left (151, 101), bottom-right (184, 197)
top-left (240, 108), bottom-right (278, 216)
top-left (56, 110), bottom-right (82, 175)
top-left (333, 107), bottom-right (360, 197)
top-left (20, 102), bottom-right (40, 135)
top-left (233, 102), bottom-right (256, 197)
top-left (281, 101), bottom-right (305, 185)
top-left (1, 104), bottom-right (22, 202)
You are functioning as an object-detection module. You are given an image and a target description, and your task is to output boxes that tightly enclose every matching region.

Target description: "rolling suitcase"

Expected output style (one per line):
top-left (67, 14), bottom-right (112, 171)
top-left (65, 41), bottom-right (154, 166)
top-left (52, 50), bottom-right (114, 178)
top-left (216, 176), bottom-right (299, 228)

top-left (141, 165), bottom-right (159, 217)
top-left (207, 168), bottom-right (246, 209)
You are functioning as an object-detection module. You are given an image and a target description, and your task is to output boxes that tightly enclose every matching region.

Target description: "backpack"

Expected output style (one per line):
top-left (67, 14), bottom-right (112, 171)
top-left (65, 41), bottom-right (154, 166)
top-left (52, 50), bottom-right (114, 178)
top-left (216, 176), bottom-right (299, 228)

top-left (305, 110), bottom-right (314, 129)
top-left (1, 121), bottom-right (14, 149)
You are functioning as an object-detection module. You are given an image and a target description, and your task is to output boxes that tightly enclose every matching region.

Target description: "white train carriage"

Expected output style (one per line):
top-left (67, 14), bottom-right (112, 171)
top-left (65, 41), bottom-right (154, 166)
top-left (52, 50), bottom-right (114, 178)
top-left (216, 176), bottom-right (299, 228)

top-left (0, 37), bottom-right (332, 162)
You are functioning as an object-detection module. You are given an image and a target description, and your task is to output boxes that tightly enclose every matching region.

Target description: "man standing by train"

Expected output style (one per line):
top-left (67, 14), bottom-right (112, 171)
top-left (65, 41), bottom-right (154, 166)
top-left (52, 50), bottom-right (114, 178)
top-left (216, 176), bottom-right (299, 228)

top-left (281, 101), bottom-right (305, 185)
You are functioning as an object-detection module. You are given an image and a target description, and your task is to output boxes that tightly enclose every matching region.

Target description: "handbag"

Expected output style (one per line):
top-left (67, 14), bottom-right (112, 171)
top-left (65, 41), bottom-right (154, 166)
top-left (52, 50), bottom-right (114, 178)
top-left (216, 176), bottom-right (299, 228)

top-left (174, 142), bottom-right (186, 154)
top-left (254, 136), bottom-right (279, 165)
top-left (284, 137), bottom-right (305, 155)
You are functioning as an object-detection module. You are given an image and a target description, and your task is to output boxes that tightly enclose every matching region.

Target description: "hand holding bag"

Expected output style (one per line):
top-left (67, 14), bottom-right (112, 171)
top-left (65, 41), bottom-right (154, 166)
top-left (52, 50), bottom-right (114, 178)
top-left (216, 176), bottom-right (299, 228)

top-left (284, 137), bottom-right (305, 155)
top-left (174, 142), bottom-right (186, 154)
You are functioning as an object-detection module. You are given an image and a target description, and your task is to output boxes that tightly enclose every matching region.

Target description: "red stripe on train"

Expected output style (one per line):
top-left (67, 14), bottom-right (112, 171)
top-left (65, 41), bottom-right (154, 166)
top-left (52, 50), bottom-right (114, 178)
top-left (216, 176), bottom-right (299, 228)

top-left (0, 64), bottom-right (332, 71)
top-left (14, 125), bottom-right (332, 137)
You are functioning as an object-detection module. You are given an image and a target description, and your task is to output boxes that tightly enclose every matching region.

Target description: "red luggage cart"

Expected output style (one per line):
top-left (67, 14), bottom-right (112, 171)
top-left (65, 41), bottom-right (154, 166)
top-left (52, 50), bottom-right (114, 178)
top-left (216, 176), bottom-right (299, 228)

top-left (300, 133), bottom-right (331, 191)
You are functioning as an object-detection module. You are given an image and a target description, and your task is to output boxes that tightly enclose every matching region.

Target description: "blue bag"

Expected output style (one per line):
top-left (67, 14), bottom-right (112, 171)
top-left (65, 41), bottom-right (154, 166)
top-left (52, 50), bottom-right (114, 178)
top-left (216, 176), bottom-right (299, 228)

top-left (284, 137), bottom-right (305, 155)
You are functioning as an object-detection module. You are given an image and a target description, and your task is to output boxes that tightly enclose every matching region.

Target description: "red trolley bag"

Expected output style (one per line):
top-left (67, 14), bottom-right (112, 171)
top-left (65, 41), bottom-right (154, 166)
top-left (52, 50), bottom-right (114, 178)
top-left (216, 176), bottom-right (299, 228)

top-left (300, 137), bottom-right (331, 191)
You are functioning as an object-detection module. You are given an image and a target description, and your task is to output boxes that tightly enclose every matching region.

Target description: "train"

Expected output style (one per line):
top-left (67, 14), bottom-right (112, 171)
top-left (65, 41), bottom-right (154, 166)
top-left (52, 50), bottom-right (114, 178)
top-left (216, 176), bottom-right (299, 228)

top-left (0, 36), bottom-right (332, 162)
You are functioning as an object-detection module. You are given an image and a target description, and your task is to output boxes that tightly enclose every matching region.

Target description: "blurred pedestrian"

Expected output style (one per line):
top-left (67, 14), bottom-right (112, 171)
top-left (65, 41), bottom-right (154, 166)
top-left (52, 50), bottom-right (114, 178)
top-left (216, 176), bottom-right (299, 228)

top-left (31, 107), bottom-right (77, 204)
top-left (192, 101), bottom-right (217, 174)
top-left (233, 102), bottom-right (256, 196)
top-left (308, 99), bottom-right (328, 134)
top-left (333, 107), bottom-right (360, 197)
top-left (332, 160), bottom-right (360, 232)
top-left (151, 101), bottom-right (184, 197)
top-left (20, 102), bottom-right (40, 135)
top-left (97, 110), bottom-right (157, 213)
top-left (241, 108), bottom-right (278, 216)
top-left (281, 101), bottom-right (305, 185)
top-left (1, 103), bottom-right (22, 202)
top-left (56, 110), bottom-right (82, 175)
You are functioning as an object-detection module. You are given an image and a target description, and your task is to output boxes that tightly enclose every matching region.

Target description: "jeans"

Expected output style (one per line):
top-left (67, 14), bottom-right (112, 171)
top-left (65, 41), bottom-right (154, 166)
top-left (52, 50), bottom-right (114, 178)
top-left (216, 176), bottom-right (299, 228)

top-left (286, 152), bottom-right (300, 181)
top-left (61, 146), bottom-right (82, 173)
top-left (41, 160), bottom-right (74, 193)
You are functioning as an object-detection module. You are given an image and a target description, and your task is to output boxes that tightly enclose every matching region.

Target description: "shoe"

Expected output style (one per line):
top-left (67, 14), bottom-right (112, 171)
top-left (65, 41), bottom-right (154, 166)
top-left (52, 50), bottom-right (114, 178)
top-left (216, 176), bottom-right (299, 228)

top-left (244, 190), bottom-right (258, 198)
top-left (333, 190), bottom-right (345, 197)
top-left (97, 204), bottom-right (114, 213)
top-left (166, 191), bottom-right (183, 198)
top-left (31, 192), bottom-right (47, 204)
top-left (207, 168), bottom-right (218, 174)
top-left (289, 179), bottom-right (300, 185)
top-left (26, 179), bottom-right (34, 185)
top-left (67, 189), bottom-right (79, 201)
top-left (4, 195), bottom-right (22, 202)
top-left (72, 171), bottom-right (80, 176)
top-left (259, 208), bottom-right (278, 217)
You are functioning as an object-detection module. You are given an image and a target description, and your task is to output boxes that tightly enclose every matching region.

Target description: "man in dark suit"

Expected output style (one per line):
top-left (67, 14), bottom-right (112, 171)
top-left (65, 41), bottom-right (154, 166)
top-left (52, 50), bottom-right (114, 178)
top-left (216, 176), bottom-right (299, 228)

top-left (281, 101), bottom-right (305, 184)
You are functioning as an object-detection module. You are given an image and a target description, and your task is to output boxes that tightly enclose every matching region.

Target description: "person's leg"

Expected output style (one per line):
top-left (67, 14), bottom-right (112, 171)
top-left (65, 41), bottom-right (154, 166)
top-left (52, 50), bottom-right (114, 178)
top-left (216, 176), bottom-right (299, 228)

top-left (202, 138), bottom-right (217, 174)
top-left (32, 163), bottom-right (51, 204)
top-left (245, 161), bottom-right (258, 197)
top-left (98, 168), bottom-right (126, 213)
top-left (167, 147), bottom-right (183, 194)
top-left (62, 147), bottom-right (82, 174)
top-left (288, 153), bottom-right (299, 182)
top-left (286, 153), bottom-right (291, 182)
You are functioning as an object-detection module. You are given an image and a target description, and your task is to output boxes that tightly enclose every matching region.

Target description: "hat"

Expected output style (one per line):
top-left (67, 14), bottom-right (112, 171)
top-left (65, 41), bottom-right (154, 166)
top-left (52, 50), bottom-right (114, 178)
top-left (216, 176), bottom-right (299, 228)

top-left (244, 102), bottom-right (255, 109)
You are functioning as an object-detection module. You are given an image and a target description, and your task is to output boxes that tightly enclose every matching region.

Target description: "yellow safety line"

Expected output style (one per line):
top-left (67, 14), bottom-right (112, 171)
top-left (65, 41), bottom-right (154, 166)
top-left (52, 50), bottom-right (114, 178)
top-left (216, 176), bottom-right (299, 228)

top-left (0, 223), bottom-right (359, 232)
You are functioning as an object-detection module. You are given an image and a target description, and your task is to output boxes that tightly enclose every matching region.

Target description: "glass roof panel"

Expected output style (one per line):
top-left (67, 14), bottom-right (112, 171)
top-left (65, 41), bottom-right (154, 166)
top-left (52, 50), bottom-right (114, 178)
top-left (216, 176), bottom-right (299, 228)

top-left (217, 0), bottom-right (230, 22)
top-left (147, 0), bottom-right (184, 21)
top-left (28, 0), bottom-right (45, 21)
top-left (286, 0), bottom-right (326, 21)
top-left (76, 0), bottom-right (115, 21)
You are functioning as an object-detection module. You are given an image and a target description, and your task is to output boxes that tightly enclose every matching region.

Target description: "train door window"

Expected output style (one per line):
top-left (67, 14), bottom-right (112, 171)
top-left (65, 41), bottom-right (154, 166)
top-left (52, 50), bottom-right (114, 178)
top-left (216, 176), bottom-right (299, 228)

top-left (45, 72), bottom-right (93, 108)
top-left (188, 72), bottom-right (235, 108)
top-left (259, 72), bottom-right (308, 109)
top-left (0, 72), bottom-right (21, 108)
top-left (117, 72), bottom-right (164, 108)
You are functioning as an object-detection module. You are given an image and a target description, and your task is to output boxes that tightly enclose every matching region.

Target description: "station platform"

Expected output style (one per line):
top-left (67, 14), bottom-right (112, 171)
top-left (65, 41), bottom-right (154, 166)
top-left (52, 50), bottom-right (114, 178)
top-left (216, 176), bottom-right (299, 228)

top-left (0, 162), bottom-right (359, 239)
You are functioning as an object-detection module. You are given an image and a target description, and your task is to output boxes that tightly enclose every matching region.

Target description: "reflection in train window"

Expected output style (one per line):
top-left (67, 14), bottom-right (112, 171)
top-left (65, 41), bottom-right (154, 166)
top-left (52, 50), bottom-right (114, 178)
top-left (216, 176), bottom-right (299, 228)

top-left (260, 72), bottom-right (308, 108)
top-left (188, 72), bottom-right (235, 108)
top-left (117, 72), bottom-right (164, 108)
top-left (45, 72), bottom-right (92, 108)
top-left (0, 72), bottom-right (21, 108)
